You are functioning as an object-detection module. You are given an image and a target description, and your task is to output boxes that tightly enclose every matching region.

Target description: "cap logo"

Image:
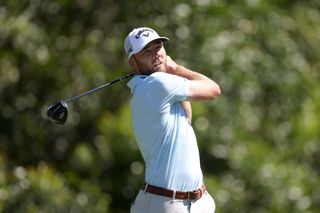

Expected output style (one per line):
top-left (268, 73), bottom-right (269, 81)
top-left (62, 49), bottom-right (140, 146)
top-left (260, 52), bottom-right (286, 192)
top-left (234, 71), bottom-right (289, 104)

top-left (135, 29), bottom-right (153, 39)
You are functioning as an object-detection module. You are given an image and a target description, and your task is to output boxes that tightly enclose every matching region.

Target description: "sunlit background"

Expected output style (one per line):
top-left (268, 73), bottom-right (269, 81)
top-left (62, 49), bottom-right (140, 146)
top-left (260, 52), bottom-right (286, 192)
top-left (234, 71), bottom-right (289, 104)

top-left (0, 0), bottom-right (319, 212)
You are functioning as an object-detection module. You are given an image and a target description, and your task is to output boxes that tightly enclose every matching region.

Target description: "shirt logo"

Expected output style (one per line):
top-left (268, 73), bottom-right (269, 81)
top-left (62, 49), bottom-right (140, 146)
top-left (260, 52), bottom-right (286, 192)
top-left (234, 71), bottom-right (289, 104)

top-left (135, 29), bottom-right (153, 39)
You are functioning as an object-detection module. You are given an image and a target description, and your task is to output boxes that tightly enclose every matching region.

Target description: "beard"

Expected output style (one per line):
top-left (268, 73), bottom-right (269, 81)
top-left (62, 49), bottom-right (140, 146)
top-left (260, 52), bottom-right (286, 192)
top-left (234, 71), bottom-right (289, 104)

top-left (134, 57), bottom-right (166, 75)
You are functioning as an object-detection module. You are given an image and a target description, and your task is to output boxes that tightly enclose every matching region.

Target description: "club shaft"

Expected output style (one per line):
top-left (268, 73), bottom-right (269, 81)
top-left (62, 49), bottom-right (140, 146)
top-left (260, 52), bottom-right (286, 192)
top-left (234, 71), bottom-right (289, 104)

top-left (65, 73), bottom-right (135, 103)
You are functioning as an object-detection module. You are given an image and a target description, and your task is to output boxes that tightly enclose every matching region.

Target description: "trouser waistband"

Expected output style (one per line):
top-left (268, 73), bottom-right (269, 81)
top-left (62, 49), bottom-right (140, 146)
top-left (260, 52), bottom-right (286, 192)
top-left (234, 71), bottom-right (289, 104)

top-left (143, 183), bottom-right (206, 201)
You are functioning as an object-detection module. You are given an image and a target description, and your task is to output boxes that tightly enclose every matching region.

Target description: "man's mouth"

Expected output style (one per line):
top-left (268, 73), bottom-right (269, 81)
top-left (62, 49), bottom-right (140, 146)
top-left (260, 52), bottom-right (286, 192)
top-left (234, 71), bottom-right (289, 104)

top-left (153, 62), bottom-right (162, 69)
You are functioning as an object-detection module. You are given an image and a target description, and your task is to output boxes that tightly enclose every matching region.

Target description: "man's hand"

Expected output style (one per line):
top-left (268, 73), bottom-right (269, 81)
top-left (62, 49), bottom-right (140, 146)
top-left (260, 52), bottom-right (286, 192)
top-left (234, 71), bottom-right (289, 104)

top-left (165, 56), bottom-right (179, 74)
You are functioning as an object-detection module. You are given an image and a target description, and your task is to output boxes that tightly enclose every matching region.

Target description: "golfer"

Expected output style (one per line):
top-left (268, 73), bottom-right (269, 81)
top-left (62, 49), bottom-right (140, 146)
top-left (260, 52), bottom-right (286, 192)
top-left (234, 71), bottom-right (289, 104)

top-left (125, 27), bottom-right (221, 213)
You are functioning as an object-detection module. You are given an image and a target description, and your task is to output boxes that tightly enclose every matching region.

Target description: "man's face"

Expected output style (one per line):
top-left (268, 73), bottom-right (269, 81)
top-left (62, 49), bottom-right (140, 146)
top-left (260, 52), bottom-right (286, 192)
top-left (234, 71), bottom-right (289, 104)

top-left (129, 40), bottom-right (167, 75)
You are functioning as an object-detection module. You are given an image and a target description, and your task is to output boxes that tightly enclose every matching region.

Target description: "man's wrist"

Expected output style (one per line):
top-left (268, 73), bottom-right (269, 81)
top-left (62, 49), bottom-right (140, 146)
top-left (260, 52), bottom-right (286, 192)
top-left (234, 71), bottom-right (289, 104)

top-left (174, 65), bottom-right (193, 79)
top-left (175, 65), bottom-right (183, 74)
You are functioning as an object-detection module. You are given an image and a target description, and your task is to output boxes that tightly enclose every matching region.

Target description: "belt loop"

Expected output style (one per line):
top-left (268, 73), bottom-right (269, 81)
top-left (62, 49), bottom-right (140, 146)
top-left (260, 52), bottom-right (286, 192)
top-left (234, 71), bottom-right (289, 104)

top-left (172, 190), bottom-right (176, 200)
top-left (144, 183), bottom-right (148, 193)
top-left (187, 191), bottom-right (191, 200)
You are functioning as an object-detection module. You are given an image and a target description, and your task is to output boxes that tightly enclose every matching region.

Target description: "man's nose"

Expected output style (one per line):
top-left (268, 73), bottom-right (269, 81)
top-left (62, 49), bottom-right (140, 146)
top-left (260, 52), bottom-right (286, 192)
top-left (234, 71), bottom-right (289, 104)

top-left (153, 53), bottom-right (158, 59)
top-left (153, 50), bottom-right (161, 59)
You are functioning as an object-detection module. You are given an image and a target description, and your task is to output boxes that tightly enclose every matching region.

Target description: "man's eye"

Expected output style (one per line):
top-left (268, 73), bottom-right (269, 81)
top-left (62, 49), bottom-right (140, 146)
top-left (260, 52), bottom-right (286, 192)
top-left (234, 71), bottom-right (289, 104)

top-left (143, 50), bottom-right (151, 55)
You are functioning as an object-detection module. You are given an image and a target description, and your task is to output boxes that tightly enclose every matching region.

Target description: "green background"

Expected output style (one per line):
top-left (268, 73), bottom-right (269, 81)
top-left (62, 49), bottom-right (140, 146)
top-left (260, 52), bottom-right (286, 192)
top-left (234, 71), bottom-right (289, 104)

top-left (0, 0), bottom-right (319, 212)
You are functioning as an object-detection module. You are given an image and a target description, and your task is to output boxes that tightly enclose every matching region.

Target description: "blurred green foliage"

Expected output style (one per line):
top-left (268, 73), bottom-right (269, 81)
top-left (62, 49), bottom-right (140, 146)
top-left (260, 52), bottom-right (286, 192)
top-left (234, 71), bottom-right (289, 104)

top-left (0, 0), bottom-right (319, 212)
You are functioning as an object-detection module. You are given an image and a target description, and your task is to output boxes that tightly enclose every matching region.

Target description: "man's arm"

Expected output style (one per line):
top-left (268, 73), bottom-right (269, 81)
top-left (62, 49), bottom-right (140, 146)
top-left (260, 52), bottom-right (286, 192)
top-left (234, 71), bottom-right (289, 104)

top-left (182, 101), bottom-right (192, 123)
top-left (165, 56), bottom-right (221, 101)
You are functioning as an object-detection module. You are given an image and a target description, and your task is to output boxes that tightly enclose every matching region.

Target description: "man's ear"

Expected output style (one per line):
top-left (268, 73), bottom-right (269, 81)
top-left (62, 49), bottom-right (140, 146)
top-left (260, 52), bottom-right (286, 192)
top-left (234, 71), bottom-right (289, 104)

top-left (128, 57), bottom-right (136, 68)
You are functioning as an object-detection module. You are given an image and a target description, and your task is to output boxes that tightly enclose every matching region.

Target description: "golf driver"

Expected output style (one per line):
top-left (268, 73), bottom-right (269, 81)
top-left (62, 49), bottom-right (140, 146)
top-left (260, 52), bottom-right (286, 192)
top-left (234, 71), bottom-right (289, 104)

top-left (47, 72), bottom-right (135, 125)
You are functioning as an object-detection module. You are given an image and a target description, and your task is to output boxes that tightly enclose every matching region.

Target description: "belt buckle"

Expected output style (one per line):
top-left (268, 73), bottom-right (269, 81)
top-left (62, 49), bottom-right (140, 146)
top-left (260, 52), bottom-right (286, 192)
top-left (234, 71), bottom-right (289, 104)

top-left (187, 191), bottom-right (196, 200)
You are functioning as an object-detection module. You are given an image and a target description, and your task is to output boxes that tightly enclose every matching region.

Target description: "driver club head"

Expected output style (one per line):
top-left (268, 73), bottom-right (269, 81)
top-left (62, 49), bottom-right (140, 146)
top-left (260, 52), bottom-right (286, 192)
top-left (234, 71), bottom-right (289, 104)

top-left (47, 101), bottom-right (68, 125)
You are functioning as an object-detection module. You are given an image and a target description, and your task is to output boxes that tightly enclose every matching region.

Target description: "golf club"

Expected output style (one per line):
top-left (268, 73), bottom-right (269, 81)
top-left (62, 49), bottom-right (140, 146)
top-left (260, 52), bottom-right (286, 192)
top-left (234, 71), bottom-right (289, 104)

top-left (47, 72), bottom-right (135, 125)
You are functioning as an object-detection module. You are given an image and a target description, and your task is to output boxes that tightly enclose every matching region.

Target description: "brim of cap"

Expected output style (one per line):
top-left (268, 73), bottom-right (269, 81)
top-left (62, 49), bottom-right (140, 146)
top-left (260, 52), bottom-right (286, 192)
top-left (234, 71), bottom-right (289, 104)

top-left (129, 37), bottom-right (169, 58)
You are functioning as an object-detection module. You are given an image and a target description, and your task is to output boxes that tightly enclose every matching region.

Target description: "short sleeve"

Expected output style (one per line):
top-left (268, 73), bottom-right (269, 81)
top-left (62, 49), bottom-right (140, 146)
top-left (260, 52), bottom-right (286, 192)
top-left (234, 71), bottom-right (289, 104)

top-left (149, 72), bottom-right (189, 104)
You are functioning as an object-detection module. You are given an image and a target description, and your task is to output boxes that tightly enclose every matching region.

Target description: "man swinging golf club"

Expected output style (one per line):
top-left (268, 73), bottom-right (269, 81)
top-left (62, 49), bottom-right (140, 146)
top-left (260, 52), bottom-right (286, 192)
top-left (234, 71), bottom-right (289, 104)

top-left (125, 27), bottom-right (221, 212)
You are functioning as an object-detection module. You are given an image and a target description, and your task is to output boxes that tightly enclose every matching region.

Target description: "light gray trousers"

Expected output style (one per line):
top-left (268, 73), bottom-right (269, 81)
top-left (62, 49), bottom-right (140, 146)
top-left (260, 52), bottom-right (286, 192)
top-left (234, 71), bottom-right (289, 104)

top-left (130, 189), bottom-right (216, 213)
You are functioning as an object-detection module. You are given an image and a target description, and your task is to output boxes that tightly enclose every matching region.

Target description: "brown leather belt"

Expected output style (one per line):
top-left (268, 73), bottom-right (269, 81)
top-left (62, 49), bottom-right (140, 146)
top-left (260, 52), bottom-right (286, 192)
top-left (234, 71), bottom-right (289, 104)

top-left (144, 184), bottom-right (206, 201)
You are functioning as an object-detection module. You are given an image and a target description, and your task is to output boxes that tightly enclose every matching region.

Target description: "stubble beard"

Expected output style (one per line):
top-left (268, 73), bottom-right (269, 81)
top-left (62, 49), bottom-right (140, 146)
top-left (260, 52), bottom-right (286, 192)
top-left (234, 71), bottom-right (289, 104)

top-left (133, 54), bottom-right (167, 75)
top-left (136, 60), bottom-right (166, 75)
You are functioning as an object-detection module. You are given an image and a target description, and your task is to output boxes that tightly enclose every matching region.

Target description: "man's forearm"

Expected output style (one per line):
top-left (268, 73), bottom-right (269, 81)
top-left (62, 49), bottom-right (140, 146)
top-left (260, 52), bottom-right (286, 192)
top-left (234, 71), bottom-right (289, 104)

top-left (182, 101), bottom-right (192, 124)
top-left (165, 56), bottom-right (213, 81)
top-left (165, 56), bottom-right (221, 100)
top-left (174, 65), bottom-right (211, 81)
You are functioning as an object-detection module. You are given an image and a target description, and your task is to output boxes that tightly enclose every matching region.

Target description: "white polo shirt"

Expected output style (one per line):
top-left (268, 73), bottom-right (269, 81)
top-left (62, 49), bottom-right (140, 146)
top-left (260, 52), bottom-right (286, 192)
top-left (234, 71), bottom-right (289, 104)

top-left (127, 72), bottom-right (203, 192)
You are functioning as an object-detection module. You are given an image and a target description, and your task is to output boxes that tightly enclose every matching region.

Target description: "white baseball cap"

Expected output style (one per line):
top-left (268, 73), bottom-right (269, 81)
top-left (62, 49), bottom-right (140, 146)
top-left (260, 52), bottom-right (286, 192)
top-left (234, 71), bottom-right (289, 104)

top-left (124, 27), bottom-right (169, 58)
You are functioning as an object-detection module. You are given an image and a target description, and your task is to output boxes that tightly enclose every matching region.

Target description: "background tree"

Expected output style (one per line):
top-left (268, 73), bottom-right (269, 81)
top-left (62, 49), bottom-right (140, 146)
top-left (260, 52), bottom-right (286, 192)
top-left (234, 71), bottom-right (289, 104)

top-left (0, 0), bottom-right (319, 212)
